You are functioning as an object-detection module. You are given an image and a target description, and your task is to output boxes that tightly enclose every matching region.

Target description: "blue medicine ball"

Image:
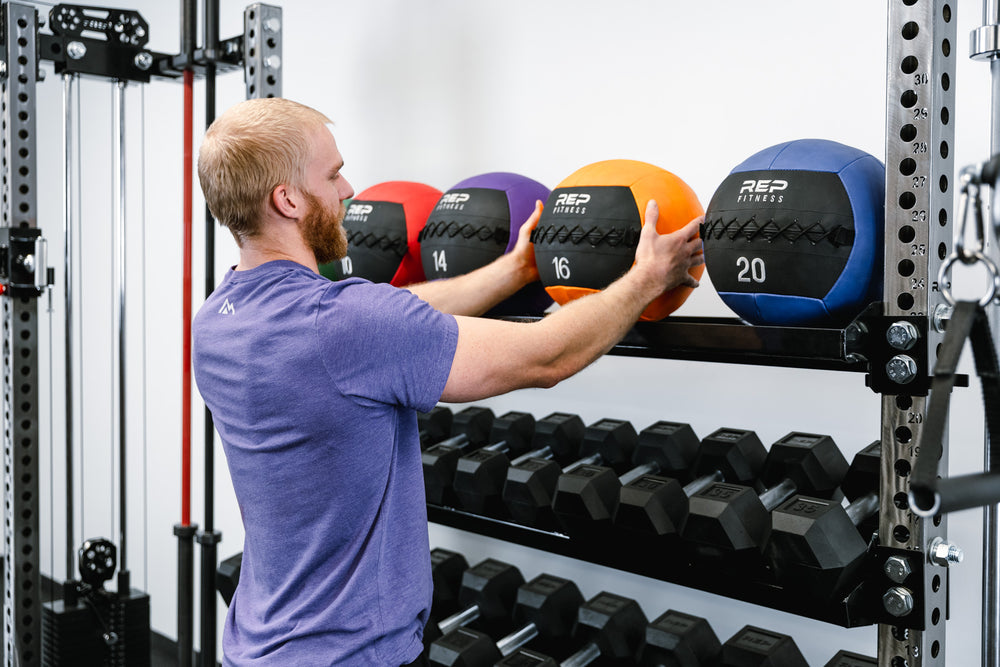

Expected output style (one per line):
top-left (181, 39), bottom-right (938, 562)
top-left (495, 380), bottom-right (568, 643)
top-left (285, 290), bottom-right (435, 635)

top-left (701, 139), bottom-right (885, 327)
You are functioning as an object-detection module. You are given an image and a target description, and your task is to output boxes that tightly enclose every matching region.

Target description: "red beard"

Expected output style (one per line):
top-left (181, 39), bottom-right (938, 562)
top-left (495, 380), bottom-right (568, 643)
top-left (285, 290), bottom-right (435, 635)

top-left (301, 191), bottom-right (348, 265)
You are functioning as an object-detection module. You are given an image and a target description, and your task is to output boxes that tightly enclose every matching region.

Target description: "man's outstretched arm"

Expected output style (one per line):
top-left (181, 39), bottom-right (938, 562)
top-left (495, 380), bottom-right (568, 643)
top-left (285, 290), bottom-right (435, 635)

top-left (439, 200), bottom-right (704, 403)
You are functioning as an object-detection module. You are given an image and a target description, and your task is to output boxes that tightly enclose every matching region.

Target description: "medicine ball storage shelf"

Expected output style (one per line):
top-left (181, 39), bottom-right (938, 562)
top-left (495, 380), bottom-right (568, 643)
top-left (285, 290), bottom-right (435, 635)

top-left (504, 314), bottom-right (869, 372)
top-left (427, 504), bottom-right (881, 629)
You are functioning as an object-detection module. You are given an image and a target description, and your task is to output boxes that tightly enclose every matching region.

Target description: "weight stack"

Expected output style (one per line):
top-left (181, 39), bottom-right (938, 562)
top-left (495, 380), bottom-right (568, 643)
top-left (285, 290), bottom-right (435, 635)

top-left (42, 588), bottom-right (150, 666)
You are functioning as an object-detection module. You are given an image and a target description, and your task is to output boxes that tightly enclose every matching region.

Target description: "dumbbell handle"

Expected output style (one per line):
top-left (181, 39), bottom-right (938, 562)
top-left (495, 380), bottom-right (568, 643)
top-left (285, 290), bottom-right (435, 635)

top-left (759, 478), bottom-right (800, 512)
top-left (437, 603), bottom-right (481, 636)
top-left (562, 453), bottom-right (602, 474)
top-left (496, 621), bottom-right (540, 657)
top-left (684, 470), bottom-right (725, 496)
top-left (511, 446), bottom-right (552, 467)
top-left (437, 433), bottom-right (471, 450)
top-left (480, 439), bottom-right (509, 454)
top-left (561, 641), bottom-right (601, 667)
top-left (619, 461), bottom-right (659, 486)
top-left (846, 491), bottom-right (879, 526)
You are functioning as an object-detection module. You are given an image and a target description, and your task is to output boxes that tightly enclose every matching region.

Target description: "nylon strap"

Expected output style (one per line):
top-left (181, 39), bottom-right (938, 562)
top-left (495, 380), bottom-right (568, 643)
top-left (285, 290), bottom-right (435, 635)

top-left (911, 300), bottom-right (1000, 511)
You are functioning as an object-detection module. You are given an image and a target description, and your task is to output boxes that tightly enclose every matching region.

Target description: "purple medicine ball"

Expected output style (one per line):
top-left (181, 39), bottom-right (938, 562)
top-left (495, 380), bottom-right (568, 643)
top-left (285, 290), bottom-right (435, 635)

top-left (419, 171), bottom-right (553, 316)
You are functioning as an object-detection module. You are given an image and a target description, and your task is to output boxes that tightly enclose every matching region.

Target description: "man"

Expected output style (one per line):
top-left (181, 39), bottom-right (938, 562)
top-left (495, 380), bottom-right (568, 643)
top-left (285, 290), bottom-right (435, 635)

top-left (194, 97), bottom-right (704, 666)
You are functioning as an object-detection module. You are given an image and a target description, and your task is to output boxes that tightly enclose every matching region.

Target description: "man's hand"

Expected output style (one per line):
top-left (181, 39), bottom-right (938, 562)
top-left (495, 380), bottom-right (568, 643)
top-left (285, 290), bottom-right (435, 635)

top-left (406, 199), bottom-right (545, 316)
top-left (506, 199), bottom-right (543, 285)
top-left (630, 199), bottom-right (705, 297)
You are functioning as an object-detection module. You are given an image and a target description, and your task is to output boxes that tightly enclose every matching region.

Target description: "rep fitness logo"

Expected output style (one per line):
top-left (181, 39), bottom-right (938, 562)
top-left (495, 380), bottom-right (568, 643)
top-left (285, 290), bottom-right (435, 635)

top-left (551, 192), bottom-right (590, 215)
top-left (345, 203), bottom-right (374, 222)
top-left (435, 192), bottom-right (471, 211)
top-left (736, 179), bottom-right (788, 204)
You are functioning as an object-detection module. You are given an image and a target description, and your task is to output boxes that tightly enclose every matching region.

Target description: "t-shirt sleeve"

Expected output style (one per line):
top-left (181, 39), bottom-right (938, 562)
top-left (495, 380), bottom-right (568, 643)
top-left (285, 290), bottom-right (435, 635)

top-left (315, 280), bottom-right (458, 411)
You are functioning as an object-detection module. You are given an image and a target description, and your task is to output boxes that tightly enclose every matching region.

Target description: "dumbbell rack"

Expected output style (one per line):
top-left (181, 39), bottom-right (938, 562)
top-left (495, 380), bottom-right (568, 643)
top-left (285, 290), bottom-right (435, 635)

top-left (430, 2), bottom-right (966, 666)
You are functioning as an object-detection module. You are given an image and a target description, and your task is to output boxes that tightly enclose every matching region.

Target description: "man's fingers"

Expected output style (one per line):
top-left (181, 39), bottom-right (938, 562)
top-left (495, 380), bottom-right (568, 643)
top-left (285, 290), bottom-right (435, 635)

top-left (644, 199), bottom-right (660, 230)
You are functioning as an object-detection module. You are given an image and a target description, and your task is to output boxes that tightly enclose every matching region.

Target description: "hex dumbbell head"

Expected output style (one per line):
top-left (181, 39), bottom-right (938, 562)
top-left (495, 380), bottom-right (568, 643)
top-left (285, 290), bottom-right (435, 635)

top-left (823, 650), bottom-right (877, 667)
top-left (502, 457), bottom-right (563, 529)
top-left (216, 551), bottom-right (242, 608)
top-left (422, 436), bottom-right (471, 506)
top-left (721, 625), bottom-right (808, 667)
top-left (572, 592), bottom-right (648, 660)
top-left (578, 418), bottom-right (639, 474)
top-left (430, 548), bottom-right (468, 620)
top-left (428, 627), bottom-right (500, 667)
top-left (758, 432), bottom-right (849, 498)
top-left (638, 609), bottom-right (722, 667)
top-left (511, 574), bottom-right (584, 649)
top-left (840, 440), bottom-right (881, 542)
top-left (455, 559), bottom-right (524, 623)
top-left (553, 464), bottom-right (621, 535)
top-left (633, 421), bottom-right (700, 483)
top-left (490, 411), bottom-right (536, 456)
top-left (531, 412), bottom-right (585, 462)
top-left (452, 406), bottom-right (495, 446)
top-left (692, 428), bottom-right (767, 485)
top-left (419, 406), bottom-right (454, 447)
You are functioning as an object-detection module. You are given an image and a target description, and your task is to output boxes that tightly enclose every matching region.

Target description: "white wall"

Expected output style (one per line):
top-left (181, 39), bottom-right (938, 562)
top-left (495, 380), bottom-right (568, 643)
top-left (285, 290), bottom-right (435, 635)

top-left (25, 0), bottom-right (999, 665)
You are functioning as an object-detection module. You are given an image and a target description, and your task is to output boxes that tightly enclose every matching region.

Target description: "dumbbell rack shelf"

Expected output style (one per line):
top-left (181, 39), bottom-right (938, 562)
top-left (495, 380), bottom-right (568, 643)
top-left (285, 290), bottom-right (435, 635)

top-left (506, 314), bottom-right (868, 372)
top-left (427, 503), bottom-right (880, 628)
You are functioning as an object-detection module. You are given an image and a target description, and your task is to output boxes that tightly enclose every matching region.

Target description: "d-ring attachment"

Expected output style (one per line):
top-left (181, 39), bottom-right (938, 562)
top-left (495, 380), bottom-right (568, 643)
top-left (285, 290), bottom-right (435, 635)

top-left (938, 249), bottom-right (1000, 306)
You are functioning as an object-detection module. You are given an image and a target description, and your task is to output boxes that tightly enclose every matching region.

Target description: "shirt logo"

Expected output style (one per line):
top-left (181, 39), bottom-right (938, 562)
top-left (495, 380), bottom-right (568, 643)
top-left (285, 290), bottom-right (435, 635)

top-left (218, 299), bottom-right (236, 315)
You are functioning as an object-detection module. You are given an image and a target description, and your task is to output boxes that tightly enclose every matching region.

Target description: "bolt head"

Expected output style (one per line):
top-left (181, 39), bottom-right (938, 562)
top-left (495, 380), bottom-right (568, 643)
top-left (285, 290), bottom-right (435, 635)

top-left (133, 52), bottom-right (152, 71)
top-left (929, 537), bottom-right (964, 567)
top-left (263, 16), bottom-right (281, 33)
top-left (886, 354), bottom-right (918, 384)
top-left (265, 55), bottom-right (281, 71)
top-left (66, 41), bottom-right (87, 60)
top-left (887, 321), bottom-right (919, 350)
top-left (884, 556), bottom-right (912, 583)
top-left (882, 586), bottom-right (914, 617)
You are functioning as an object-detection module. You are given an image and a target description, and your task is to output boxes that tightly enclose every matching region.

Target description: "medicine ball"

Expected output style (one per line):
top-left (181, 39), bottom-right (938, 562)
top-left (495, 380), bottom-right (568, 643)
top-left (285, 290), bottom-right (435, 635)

top-left (320, 181), bottom-right (441, 286)
top-left (418, 172), bottom-right (553, 316)
top-left (701, 139), bottom-right (885, 327)
top-left (531, 159), bottom-right (704, 321)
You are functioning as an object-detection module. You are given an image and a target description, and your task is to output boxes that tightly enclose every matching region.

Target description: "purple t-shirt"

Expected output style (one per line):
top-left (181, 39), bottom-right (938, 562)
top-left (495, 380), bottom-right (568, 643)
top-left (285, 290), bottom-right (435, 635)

top-left (192, 260), bottom-right (458, 666)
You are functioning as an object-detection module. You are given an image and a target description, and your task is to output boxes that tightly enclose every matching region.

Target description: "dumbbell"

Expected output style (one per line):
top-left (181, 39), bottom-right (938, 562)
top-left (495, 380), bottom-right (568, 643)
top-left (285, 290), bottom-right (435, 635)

top-left (434, 558), bottom-right (524, 640)
top-left (496, 591), bottom-right (648, 667)
top-left (637, 609), bottom-right (721, 666)
top-left (419, 406), bottom-right (454, 448)
top-left (824, 650), bottom-right (876, 667)
top-left (425, 548), bottom-right (470, 646)
top-left (615, 428), bottom-right (767, 541)
top-left (428, 574), bottom-right (583, 666)
top-left (452, 411), bottom-right (536, 517)
top-left (766, 440), bottom-right (880, 598)
top-left (502, 417), bottom-right (626, 531)
top-left (551, 421), bottom-right (700, 539)
top-left (720, 625), bottom-right (808, 667)
top-left (682, 431), bottom-right (849, 571)
top-left (423, 407), bottom-right (498, 505)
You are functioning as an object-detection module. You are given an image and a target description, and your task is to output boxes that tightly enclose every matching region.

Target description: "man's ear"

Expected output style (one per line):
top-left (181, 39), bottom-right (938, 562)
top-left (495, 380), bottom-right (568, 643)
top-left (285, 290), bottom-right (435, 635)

top-left (270, 183), bottom-right (302, 219)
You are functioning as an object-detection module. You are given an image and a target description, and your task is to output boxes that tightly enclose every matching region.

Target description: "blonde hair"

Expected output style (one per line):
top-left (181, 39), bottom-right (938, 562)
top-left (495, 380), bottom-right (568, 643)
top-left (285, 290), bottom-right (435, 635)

top-left (198, 97), bottom-right (331, 242)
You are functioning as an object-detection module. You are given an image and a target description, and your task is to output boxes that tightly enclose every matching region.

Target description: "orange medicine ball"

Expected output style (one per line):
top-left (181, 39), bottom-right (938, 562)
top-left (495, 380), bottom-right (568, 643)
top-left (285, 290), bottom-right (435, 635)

top-left (531, 159), bottom-right (704, 321)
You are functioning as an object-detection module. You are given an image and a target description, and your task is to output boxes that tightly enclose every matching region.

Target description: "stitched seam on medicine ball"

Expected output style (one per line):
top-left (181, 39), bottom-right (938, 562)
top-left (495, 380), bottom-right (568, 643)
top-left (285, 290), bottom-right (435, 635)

top-left (417, 219), bottom-right (510, 246)
top-left (701, 216), bottom-right (855, 247)
top-left (346, 230), bottom-right (408, 258)
top-left (530, 224), bottom-right (641, 248)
